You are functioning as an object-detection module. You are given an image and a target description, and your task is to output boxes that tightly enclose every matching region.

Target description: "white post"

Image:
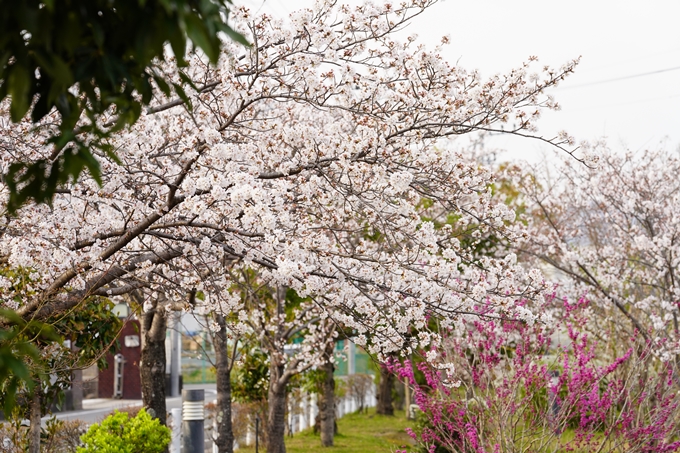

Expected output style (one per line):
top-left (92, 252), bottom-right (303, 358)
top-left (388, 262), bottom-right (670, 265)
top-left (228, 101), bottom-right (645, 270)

top-left (212, 415), bottom-right (218, 453)
top-left (113, 353), bottom-right (125, 398)
top-left (299, 394), bottom-right (307, 431)
top-left (245, 416), bottom-right (252, 447)
top-left (170, 408), bottom-right (181, 453)
top-left (348, 341), bottom-right (356, 413)
top-left (310, 393), bottom-right (318, 426)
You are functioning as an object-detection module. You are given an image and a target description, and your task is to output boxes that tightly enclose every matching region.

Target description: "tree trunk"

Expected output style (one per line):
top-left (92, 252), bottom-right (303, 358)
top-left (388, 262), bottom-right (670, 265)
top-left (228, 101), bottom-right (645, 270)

top-left (28, 385), bottom-right (41, 453)
top-left (141, 299), bottom-right (167, 426)
top-left (213, 314), bottom-right (235, 453)
top-left (376, 365), bottom-right (394, 416)
top-left (318, 343), bottom-right (336, 446)
top-left (266, 363), bottom-right (288, 453)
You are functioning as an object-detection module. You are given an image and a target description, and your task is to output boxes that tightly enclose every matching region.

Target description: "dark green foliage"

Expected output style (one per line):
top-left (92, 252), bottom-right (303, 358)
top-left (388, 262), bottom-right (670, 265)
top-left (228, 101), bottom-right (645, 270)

top-left (232, 348), bottom-right (269, 404)
top-left (0, 0), bottom-right (248, 214)
top-left (57, 297), bottom-right (124, 370)
top-left (0, 308), bottom-right (59, 415)
top-left (0, 265), bottom-right (123, 417)
top-left (301, 368), bottom-right (325, 395)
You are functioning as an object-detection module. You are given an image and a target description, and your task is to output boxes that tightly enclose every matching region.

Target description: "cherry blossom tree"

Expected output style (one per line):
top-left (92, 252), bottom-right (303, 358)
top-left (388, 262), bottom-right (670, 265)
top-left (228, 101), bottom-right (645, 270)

top-left (226, 270), bottom-right (338, 453)
top-left (3, 0), bottom-right (573, 338)
top-left (518, 148), bottom-right (680, 360)
top-left (1, 1), bottom-right (580, 450)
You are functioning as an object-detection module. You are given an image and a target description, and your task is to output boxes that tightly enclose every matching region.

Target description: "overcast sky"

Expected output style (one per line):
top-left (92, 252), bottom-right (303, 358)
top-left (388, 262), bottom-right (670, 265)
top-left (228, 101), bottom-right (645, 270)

top-left (237, 0), bottom-right (680, 163)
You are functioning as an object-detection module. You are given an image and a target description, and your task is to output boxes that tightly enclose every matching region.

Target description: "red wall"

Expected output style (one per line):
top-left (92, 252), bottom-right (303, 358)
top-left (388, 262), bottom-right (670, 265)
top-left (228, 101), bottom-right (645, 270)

top-left (98, 320), bottom-right (142, 399)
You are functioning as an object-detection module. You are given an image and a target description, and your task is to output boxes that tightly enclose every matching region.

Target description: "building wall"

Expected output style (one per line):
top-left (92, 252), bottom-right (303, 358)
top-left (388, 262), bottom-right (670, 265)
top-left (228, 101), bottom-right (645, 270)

top-left (98, 320), bottom-right (142, 399)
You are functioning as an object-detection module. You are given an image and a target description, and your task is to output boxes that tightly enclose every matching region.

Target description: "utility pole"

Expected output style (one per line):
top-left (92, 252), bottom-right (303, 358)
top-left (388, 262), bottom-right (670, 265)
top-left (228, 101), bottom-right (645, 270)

top-left (170, 311), bottom-right (181, 397)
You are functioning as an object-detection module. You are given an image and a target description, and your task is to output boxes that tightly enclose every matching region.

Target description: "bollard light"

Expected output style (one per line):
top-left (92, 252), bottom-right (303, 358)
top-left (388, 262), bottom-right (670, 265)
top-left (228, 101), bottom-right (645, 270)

top-left (182, 389), bottom-right (204, 453)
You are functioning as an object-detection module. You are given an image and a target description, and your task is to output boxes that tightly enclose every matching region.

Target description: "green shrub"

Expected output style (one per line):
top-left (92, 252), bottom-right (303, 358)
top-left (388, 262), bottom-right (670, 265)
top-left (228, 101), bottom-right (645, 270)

top-left (77, 408), bottom-right (170, 453)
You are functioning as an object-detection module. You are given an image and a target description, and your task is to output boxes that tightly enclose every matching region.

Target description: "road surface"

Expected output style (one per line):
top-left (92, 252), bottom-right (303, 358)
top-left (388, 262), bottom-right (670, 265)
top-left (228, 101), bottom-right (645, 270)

top-left (42, 384), bottom-right (217, 426)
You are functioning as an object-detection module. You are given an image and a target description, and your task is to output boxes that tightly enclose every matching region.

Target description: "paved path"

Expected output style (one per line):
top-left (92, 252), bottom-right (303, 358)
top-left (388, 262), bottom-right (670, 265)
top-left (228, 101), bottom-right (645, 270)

top-left (42, 384), bottom-right (217, 426)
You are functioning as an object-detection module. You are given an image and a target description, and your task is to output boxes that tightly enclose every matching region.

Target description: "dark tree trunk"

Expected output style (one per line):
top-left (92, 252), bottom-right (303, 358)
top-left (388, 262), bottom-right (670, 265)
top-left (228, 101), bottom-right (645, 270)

top-left (213, 314), bottom-right (235, 453)
top-left (28, 385), bottom-right (41, 453)
top-left (318, 343), bottom-right (336, 446)
top-left (266, 362), bottom-right (288, 453)
top-left (141, 298), bottom-right (167, 426)
top-left (376, 365), bottom-right (394, 416)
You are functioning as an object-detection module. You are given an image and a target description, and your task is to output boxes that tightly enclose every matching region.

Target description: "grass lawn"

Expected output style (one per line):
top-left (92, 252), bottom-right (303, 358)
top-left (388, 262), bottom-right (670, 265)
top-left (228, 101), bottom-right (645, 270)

top-left (236, 408), bottom-right (415, 453)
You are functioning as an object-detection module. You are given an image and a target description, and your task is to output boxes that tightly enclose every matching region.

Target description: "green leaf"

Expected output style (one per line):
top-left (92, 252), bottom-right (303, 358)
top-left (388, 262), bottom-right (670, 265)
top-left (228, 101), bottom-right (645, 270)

top-left (172, 83), bottom-right (192, 111)
top-left (0, 51), bottom-right (13, 74)
top-left (32, 52), bottom-right (73, 89)
top-left (2, 355), bottom-right (31, 381)
top-left (184, 14), bottom-right (218, 63)
top-left (8, 64), bottom-right (31, 122)
top-left (178, 71), bottom-right (199, 91)
top-left (0, 308), bottom-right (26, 326)
top-left (91, 20), bottom-right (105, 48)
top-left (221, 25), bottom-right (250, 47)
top-left (153, 74), bottom-right (171, 96)
top-left (168, 27), bottom-right (188, 66)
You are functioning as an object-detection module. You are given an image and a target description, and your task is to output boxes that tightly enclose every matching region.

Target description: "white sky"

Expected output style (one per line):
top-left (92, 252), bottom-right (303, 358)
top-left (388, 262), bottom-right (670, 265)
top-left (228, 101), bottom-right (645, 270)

top-left (237, 0), bottom-right (680, 163)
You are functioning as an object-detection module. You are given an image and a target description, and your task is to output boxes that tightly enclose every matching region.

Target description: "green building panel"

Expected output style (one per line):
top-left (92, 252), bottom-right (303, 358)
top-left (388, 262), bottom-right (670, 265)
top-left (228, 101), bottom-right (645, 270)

top-left (333, 340), bottom-right (375, 376)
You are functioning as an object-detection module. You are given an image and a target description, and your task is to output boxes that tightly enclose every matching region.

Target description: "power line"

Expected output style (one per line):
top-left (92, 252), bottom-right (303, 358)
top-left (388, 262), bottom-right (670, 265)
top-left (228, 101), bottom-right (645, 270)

top-left (568, 93), bottom-right (680, 111)
top-left (557, 65), bottom-right (680, 90)
top-left (586, 47), bottom-right (680, 71)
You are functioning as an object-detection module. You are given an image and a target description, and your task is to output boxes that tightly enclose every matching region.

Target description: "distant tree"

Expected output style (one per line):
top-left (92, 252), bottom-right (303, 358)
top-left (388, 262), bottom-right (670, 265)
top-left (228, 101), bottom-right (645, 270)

top-left (229, 271), bottom-right (337, 453)
top-left (346, 373), bottom-right (373, 414)
top-left (519, 148), bottom-right (680, 352)
top-left (301, 343), bottom-right (339, 446)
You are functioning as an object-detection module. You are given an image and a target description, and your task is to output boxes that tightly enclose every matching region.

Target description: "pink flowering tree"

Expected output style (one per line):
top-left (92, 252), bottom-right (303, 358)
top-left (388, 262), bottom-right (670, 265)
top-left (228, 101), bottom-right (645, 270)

top-left (395, 296), bottom-right (680, 453)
